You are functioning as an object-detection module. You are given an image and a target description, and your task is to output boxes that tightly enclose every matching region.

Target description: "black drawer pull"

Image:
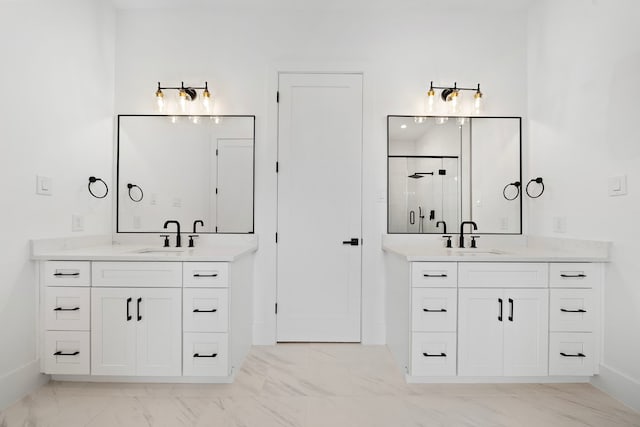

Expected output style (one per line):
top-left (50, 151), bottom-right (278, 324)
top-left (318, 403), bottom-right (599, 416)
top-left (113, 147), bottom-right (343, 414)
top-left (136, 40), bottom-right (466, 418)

top-left (137, 297), bottom-right (142, 321)
top-left (193, 308), bottom-right (218, 313)
top-left (560, 352), bottom-right (586, 358)
top-left (193, 353), bottom-right (218, 358)
top-left (193, 273), bottom-right (218, 277)
top-left (560, 308), bottom-right (587, 313)
top-left (126, 297), bottom-right (132, 321)
top-left (54, 307), bottom-right (80, 311)
top-left (423, 352), bottom-right (447, 357)
top-left (498, 298), bottom-right (503, 321)
top-left (423, 308), bottom-right (447, 313)
top-left (54, 351), bottom-right (80, 356)
top-left (560, 273), bottom-right (586, 278)
top-left (423, 274), bottom-right (447, 278)
top-left (54, 272), bottom-right (80, 277)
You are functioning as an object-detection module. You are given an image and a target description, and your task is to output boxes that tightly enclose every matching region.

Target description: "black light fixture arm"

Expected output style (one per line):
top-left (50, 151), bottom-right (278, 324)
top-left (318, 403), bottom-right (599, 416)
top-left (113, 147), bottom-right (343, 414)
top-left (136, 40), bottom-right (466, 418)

top-left (429, 81), bottom-right (480, 92)
top-left (157, 81), bottom-right (209, 92)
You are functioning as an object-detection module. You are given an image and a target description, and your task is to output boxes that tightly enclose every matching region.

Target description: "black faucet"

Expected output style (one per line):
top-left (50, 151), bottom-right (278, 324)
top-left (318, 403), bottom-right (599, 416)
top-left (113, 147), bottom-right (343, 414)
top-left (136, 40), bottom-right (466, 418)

top-left (459, 221), bottom-right (478, 248)
top-left (436, 220), bottom-right (447, 234)
top-left (163, 220), bottom-right (182, 248)
top-left (193, 220), bottom-right (204, 233)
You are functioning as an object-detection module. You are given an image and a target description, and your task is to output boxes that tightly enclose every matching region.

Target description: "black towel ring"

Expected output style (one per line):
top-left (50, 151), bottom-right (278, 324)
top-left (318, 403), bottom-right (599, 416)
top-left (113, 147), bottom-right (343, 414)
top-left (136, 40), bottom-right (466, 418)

top-left (502, 181), bottom-right (521, 201)
top-left (526, 177), bottom-right (545, 198)
top-left (88, 176), bottom-right (108, 199)
top-left (127, 183), bottom-right (144, 202)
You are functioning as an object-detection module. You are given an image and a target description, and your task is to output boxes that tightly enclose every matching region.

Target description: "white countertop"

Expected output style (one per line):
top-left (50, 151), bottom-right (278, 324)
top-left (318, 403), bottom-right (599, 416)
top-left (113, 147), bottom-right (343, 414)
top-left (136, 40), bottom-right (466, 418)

top-left (382, 235), bottom-right (609, 262)
top-left (31, 239), bottom-right (258, 262)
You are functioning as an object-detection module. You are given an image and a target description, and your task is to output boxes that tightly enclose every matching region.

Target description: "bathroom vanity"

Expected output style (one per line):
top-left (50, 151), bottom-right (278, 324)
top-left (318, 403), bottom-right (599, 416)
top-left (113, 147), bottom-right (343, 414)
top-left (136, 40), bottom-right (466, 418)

top-left (32, 237), bottom-right (256, 383)
top-left (383, 236), bottom-right (607, 383)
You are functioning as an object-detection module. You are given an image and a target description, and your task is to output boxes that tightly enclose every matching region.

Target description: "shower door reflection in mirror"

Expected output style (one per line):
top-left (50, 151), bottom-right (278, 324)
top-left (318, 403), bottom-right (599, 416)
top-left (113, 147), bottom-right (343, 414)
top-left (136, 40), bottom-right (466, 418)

top-left (117, 115), bottom-right (255, 233)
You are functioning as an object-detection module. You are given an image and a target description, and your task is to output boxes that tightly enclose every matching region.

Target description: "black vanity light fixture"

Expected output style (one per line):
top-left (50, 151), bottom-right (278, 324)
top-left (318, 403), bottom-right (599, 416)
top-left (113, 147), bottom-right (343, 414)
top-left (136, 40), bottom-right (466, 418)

top-left (155, 81), bottom-right (213, 114)
top-left (425, 81), bottom-right (483, 115)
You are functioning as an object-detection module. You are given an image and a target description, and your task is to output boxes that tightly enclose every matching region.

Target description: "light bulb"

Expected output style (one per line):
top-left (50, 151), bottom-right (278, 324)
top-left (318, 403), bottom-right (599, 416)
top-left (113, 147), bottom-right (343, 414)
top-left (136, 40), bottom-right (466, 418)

top-left (426, 86), bottom-right (436, 114)
top-left (449, 90), bottom-right (460, 114)
top-left (473, 87), bottom-right (483, 115)
top-left (179, 89), bottom-right (188, 114)
top-left (202, 84), bottom-right (212, 114)
top-left (456, 117), bottom-right (467, 126)
top-left (155, 88), bottom-right (165, 113)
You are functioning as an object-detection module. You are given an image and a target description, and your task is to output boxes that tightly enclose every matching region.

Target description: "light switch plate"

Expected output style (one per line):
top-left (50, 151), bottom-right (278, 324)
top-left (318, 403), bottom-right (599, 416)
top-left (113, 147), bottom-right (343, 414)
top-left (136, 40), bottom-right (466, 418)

top-left (608, 175), bottom-right (627, 196)
top-left (36, 175), bottom-right (52, 196)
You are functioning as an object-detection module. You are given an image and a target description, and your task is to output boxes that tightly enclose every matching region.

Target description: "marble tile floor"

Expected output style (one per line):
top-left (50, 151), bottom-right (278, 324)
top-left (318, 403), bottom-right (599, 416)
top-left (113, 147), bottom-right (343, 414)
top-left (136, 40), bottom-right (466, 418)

top-left (1, 344), bottom-right (639, 427)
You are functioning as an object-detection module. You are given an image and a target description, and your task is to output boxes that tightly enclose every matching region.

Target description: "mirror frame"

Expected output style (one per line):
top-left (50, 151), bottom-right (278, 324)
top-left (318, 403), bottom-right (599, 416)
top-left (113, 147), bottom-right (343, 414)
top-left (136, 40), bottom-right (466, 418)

top-left (386, 115), bottom-right (522, 235)
top-left (115, 114), bottom-right (256, 234)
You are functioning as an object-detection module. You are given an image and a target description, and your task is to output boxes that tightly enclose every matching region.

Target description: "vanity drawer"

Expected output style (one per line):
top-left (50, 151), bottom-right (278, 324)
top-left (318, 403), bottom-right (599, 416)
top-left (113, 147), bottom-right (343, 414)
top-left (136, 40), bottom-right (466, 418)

top-left (44, 331), bottom-right (90, 375)
top-left (458, 262), bottom-right (548, 288)
top-left (411, 332), bottom-right (457, 376)
top-left (92, 262), bottom-right (182, 287)
top-left (550, 263), bottom-right (601, 288)
top-left (411, 262), bottom-right (457, 287)
top-left (44, 287), bottom-right (90, 331)
top-left (183, 262), bottom-right (229, 288)
top-left (549, 332), bottom-right (594, 376)
top-left (550, 289), bottom-right (595, 332)
top-left (42, 261), bottom-right (91, 287)
top-left (183, 332), bottom-right (229, 377)
top-left (183, 288), bottom-right (229, 332)
top-left (412, 288), bottom-right (457, 332)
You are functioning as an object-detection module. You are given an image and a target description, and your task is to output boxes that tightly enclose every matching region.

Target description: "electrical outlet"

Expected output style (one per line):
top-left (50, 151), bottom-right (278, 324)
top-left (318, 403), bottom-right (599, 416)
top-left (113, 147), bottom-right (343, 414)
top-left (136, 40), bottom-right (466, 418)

top-left (133, 216), bottom-right (141, 229)
top-left (172, 197), bottom-right (182, 207)
top-left (71, 214), bottom-right (84, 232)
top-left (500, 217), bottom-right (509, 231)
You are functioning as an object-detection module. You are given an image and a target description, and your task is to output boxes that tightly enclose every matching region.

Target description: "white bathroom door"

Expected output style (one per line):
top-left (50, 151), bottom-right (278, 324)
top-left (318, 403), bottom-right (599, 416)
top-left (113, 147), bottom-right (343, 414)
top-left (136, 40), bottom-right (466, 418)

top-left (277, 72), bottom-right (362, 342)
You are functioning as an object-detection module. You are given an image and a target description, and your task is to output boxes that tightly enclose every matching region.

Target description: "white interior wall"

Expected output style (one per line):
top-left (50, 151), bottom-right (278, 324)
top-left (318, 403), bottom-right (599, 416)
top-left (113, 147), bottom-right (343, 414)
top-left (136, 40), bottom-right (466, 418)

top-left (527, 0), bottom-right (640, 410)
top-left (114, 4), bottom-right (527, 344)
top-left (0, 0), bottom-right (116, 408)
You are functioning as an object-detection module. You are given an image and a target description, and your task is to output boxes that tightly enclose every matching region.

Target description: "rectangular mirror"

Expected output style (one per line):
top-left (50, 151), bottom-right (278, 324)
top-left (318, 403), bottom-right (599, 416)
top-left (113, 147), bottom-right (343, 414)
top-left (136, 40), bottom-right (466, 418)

top-left (387, 116), bottom-right (521, 234)
top-left (117, 115), bottom-right (255, 234)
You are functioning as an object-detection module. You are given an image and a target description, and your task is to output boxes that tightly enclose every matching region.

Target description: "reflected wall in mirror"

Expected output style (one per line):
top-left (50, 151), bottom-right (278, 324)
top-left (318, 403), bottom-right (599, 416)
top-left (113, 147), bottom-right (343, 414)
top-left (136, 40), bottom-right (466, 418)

top-left (388, 116), bottom-right (521, 234)
top-left (117, 115), bottom-right (255, 233)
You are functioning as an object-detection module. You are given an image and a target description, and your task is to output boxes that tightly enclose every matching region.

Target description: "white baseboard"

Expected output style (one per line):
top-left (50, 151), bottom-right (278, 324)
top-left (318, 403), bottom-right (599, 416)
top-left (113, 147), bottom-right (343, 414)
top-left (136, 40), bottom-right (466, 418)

top-left (591, 364), bottom-right (640, 412)
top-left (0, 360), bottom-right (48, 411)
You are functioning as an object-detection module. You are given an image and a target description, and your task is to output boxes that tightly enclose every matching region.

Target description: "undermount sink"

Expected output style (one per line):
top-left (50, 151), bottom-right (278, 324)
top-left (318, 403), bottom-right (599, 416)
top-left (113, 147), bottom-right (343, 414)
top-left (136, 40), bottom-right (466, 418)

top-left (133, 248), bottom-right (186, 254)
top-left (448, 249), bottom-right (509, 256)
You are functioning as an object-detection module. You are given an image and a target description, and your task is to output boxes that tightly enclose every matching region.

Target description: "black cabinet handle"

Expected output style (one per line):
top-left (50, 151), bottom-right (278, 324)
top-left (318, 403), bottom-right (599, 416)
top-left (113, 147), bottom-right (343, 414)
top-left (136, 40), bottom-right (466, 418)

top-left (137, 297), bottom-right (142, 321)
top-left (508, 298), bottom-right (514, 322)
top-left (193, 273), bottom-right (218, 277)
top-left (560, 352), bottom-right (586, 358)
top-left (422, 352), bottom-right (447, 357)
top-left (498, 298), bottom-right (503, 321)
top-left (423, 273), bottom-right (447, 278)
top-left (560, 273), bottom-right (586, 278)
top-left (423, 308), bottom-right (447, 313)
top-left (54, 307), bottom-right (80, 311)
top-left (560, 308), bottom-right (587, 313)
top-left (193, 353), bottom-right (218, 358)
top-left (54, 351), bottom-right (80, 356)
top-left (126, 297), bottom-right (132, 321)
top-left (193, 309), bottom-right (218, 313)
top-left (342, 238), bottom-right (359, 246)
top-left (54, 272), bottom-right (80, 277)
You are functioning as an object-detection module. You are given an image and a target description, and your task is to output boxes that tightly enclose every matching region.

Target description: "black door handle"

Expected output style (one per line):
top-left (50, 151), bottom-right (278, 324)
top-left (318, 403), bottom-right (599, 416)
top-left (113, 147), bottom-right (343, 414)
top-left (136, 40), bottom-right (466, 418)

top-left (498, 298), bottom-right (503, 321)
top-left (423, 308), bottom-right (447, 312)
top-left (193, 309), bottom-right (218, 313)
top-left (423, 352), bottom-right (447, 357)
top-left (508, 298), bottom-right (514, 322)
top-left (561, 308), bottom-right (587, 313)
top-left (193, 353), bottom-right (218, 358)
top-left (54, 307), bottom-right (80, 311)
top-left (560, 352), bottom-right (586, 358)
top-left (54, 351), bottom-right (80, 356)
top-left (342, 238), bottom-right (359, 246)
top-left (126, 297), bottom-right (132, 321)
top-left (137, 297), bottom-right (142, 321)
top-left (193, 273), bottom-right (218, 277)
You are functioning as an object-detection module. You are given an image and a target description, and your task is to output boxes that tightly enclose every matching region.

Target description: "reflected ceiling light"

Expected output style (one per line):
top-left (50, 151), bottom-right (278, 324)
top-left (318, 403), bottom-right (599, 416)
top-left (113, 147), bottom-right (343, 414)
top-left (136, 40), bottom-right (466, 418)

top-left (425, 81), bottom-right (484, 115)
top-left (154, 81), bottom-right (213, 114)
top-left (414, 117), bottom-right (426, 124)
top-left (400, 124), bottom-right (407, 129)
top-left (434, 117), bottom-right (449, 125)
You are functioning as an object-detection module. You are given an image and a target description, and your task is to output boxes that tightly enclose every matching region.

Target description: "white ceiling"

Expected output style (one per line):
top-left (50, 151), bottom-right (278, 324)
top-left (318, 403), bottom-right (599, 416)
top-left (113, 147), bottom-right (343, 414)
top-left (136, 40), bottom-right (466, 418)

top-left (112, 0), bottom-right (533, 11)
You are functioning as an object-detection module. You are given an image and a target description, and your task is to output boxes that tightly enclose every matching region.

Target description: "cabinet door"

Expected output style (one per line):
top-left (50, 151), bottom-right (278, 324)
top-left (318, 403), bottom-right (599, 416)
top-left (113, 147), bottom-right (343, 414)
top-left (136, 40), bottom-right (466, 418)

top-left (135, 288), bottom-right (182, 376)
top-left (503, 289), bottom-right (549, 376)
top-left (458, 289), bottom-right (504, 376)
top-left (91, 288), bottom-right (136, 376)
